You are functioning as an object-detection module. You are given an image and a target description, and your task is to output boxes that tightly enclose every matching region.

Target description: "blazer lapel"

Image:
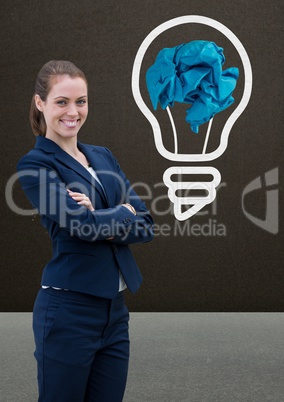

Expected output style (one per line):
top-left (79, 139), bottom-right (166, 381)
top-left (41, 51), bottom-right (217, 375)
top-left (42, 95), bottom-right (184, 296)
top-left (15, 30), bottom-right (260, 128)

top-left (78, 142), bottom-right (118, 207)
top-left (35, 137), bottom-right (109, 205)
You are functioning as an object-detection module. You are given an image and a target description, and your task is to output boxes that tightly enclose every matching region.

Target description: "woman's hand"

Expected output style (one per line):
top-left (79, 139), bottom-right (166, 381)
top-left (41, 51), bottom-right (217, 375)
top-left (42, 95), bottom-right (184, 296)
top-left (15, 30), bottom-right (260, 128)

top-left (67, 189), bottom-right (95, 212)
top-left (122, 203), bottom-right (136, 215)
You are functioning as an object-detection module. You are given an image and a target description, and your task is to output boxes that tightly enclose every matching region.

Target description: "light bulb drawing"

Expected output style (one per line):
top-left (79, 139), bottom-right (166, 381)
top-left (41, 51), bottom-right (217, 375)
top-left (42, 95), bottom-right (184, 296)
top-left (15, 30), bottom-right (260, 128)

top-left (131, 15), bottom-right (253, 220)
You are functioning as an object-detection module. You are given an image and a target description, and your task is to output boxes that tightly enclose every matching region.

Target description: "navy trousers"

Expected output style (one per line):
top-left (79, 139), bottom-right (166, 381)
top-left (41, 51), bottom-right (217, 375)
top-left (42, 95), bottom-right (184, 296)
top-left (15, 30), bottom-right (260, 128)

top-left (33, 287), bottom-right (130, 402)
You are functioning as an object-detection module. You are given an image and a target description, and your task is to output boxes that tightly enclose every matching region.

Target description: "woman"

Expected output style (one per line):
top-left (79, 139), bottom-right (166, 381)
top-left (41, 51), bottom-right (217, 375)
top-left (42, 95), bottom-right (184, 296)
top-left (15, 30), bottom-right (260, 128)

top-left (17, 60), bottom-right (154, 402)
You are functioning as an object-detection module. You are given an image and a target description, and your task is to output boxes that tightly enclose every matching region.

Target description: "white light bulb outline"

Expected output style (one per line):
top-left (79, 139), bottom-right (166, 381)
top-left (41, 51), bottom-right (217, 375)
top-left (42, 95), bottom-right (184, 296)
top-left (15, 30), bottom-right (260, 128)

top-left (131, 15), bottom-right (253, 162)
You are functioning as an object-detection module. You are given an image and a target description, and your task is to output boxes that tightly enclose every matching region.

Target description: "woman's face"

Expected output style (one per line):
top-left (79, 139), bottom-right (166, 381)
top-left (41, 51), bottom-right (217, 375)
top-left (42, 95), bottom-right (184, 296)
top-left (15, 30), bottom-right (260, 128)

top-left (36, 75), bottom-right (88, 140)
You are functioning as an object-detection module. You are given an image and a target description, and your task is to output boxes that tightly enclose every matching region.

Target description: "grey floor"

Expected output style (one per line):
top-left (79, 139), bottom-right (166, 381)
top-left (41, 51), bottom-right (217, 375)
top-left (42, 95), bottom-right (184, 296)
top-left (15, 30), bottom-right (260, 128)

top-left (0, 313), bottom-right (283, 402)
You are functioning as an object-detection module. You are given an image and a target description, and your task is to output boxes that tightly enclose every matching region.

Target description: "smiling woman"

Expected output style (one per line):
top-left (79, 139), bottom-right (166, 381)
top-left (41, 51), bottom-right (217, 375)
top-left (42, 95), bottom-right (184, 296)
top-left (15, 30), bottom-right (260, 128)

top-left (30, 61), bottom-right (88, 138)
top-left (34, 79), bottom-right (88, 160)
top-left (17, 60), bottom-right (154, 402)
top-left (35, 75), bottom-right (88, 140)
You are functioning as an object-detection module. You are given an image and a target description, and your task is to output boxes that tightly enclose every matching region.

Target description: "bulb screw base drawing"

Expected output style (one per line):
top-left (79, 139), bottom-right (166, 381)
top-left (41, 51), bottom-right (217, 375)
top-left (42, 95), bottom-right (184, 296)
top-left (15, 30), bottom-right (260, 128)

top-left (163, 166), bottom-right (221, 221)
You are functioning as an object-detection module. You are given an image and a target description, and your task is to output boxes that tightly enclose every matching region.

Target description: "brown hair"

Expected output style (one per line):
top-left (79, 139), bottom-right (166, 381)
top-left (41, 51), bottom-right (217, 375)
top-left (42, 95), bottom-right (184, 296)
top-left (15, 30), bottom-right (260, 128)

top-left (30, 60), bottom-right (88, 136)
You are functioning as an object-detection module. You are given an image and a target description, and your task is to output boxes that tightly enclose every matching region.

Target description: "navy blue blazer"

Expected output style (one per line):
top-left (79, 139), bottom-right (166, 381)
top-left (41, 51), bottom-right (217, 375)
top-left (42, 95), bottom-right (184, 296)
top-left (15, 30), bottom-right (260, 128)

top-left (17, 136), bottom-right (154, 298)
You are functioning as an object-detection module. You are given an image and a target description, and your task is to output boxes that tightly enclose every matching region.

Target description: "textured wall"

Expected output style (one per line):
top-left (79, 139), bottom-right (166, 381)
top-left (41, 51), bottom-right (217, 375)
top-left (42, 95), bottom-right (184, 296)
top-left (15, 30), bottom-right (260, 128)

top-left (1, 0), bottom-right (283, 311)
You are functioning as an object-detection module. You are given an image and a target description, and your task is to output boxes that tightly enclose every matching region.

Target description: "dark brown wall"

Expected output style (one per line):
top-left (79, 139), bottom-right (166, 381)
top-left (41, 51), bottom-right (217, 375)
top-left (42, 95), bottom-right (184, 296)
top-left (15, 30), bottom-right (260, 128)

top-left (1, 0), bottom-right (283, 311)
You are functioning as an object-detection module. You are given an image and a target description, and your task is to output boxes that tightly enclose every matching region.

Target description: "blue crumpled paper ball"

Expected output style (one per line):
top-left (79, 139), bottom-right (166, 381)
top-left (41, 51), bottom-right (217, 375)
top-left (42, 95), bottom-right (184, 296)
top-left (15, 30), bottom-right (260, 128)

top-left (146, 40), bottom-right (239, 133)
